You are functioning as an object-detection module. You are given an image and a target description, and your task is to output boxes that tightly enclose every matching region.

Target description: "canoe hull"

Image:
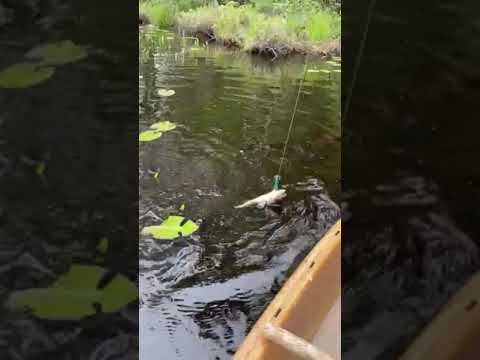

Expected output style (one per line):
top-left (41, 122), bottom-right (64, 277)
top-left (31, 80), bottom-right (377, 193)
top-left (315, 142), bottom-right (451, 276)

top-left (234, 220), bottom-right (341, 360)
top-left (400, 272), bottom-right (480, 360)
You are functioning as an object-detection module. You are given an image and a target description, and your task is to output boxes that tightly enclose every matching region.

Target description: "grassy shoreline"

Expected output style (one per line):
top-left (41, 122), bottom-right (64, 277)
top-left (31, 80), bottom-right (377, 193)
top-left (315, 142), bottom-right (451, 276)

top-left (139, 1), bottom-right (340, 58)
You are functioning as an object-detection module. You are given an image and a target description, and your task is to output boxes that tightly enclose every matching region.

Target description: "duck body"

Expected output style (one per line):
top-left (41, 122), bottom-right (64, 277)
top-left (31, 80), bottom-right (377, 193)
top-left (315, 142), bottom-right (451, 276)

top-left (234, 189), bottom-right (287, 209)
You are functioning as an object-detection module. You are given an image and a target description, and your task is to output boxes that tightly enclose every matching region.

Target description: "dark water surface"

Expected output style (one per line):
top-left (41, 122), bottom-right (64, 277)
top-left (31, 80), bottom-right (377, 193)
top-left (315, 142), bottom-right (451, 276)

top-left (139, 28), bottom-right (340, 359)
top-left (342, 1), bottom-right (480, 358)
top-left (1, 1), bottom-right (138, 359)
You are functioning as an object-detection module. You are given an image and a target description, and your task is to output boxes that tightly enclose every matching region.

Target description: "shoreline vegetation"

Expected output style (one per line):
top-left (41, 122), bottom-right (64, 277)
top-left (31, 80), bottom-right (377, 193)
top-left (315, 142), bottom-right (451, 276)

top-left (139, 0), bottom-right (340, 58)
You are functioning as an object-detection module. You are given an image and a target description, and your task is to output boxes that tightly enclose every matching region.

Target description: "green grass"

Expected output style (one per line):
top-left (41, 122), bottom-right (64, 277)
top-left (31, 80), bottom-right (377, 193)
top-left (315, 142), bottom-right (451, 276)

top-left (176, 5), bottom-right (221, 33)
top-left (139, 2), bottom-right (175, 28)
top-left (139, 0), bottom-right (206, 28)
top-left (305, 10), bottom-right (340, 41)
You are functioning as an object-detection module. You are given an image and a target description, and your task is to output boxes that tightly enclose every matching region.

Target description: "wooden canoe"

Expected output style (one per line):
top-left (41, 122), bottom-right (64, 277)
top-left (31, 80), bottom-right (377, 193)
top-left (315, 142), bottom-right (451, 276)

top-left (400, 271), bottom-right (480, 360)
top-left (233, 220), bottom-right (341, 360)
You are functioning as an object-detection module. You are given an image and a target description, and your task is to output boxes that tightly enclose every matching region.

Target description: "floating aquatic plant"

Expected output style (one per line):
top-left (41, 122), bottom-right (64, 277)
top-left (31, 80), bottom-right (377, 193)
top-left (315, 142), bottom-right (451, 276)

top-left (0, 41), bottom-right (87, 89)
top-left (96, 237), bottom-right (109, 254)
top-left (35, 162), bottom-right (46, 177)
top-left (150, 121), bottom-right (176, 131)
top-left (139, 130), bottom-right (163, 142)
top-left (25, 40), bottom-right (88, 65)
top-left (139, 121), bottom-right (176, 142)
top-left (325, 60), bottom-right (340, 66)
top-left (147, 169), bottom-right (160, 180)
top-left (6, 265), bottom-right (137, 320)
top-left (142, 216), bottom-right (198, 240)
top-left (0, 63), bottom-right (54, 88)
top-left (158, 89), bottom-right (175, 97)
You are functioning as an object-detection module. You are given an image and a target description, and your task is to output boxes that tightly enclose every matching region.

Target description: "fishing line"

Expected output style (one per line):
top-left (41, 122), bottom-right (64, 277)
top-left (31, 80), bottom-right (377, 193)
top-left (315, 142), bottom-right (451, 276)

top-left (275, 0), bottom-right (376, 188)
top-left (342, 0), bottom-right (377, 124)
top-left (277, 57), bottom-right (309, 177)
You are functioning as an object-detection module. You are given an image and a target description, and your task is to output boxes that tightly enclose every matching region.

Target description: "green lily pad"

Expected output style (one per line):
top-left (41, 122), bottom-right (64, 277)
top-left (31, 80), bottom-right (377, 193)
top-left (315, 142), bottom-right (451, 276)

top-left (139, 130), bottom-right (163, 142)
top-left (139, 121), bottom-right (177, 142)
top-left (147, 169), bottom-right (160, 179)
top-left (307, 69), bottom-right (320, 73)
top-left (150, 121), bottom-right (176, 132)
top-left (96, 237), bottom-right (108, 254)
top-left (0, 63), bottom-right (55, 89)
top-left (158, 89), bottom-right (175, 97)
top-left (141, 216), bottom-right (198, 240)
top-left (6, 265), bottom-right (137, 320)
top-left (35, 162), bottom-right (46, 177)
top-left (325, 61), bottom-right (340, 66)
top-left (25, 40), bottom-right (88, 65)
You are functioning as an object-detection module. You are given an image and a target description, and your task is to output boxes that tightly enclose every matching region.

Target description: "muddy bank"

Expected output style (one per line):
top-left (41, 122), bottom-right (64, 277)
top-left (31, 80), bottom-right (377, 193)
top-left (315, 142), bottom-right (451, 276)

top-left (139, 13), bottom-right (149, 26)
top-left (189, 28), bottom-right (340, 59)
top-left (0, 0), bottom-right (69, 27)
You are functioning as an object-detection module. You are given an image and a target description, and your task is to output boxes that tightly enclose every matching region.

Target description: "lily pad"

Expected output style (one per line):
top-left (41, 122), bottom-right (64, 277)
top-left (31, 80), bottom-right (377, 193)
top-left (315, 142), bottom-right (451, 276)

top-left (139, 121), bottom-right (177, 142)
top-left (307, 69), bottom-right (320, 73)
top-left (25, 40), bottom-right (88, 65)
top-left (325, 61), bottom-right (340, 66)
top-left (141, 216), bottom-right (198, 240)
top-left (6, 265), bottom-right (137, 320)
top-left (139, 130), bottom-right (163, 142)
top-left (150, 121), bottom-right (176, 132)
top-left (147, 169), bottom-right (160, 179)
top-left (158, 89), bottom-right (175, 97)
top-left (0, 63), bottom-right (54, 89)
top-left (35, 162), bottom-right (46, 177)
top-left (96, 237), bottom-right (108, 254)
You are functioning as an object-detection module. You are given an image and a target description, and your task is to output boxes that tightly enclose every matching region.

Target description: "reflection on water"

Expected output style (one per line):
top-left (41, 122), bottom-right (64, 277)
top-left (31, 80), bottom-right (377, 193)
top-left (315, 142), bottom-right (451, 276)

top-left (139, 28), bottom-right (340, 359)
top-left (342, 173), bottom-right (479, 359)
top-left (341, 3), bottom-right (480, 356)
top-left (0, 2), bottom-right (138, 358)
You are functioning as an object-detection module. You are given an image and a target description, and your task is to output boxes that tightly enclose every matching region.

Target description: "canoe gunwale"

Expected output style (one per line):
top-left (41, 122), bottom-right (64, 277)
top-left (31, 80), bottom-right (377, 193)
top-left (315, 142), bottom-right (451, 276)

top-left (233, 220), bottom-right (341, 360)
top-left (400, 271), bottom-right (480, 360)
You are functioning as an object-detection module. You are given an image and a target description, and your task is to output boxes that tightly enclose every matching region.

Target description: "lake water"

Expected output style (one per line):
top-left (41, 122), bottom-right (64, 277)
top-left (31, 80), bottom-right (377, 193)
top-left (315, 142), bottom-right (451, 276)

top-left (139, 28), bottom-right (341, 359)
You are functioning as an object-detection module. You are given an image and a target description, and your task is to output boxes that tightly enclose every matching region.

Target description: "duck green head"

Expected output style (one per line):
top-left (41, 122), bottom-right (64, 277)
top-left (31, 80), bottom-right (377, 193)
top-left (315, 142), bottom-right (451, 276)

top-left (273, 175), bottom-right (281, 190)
